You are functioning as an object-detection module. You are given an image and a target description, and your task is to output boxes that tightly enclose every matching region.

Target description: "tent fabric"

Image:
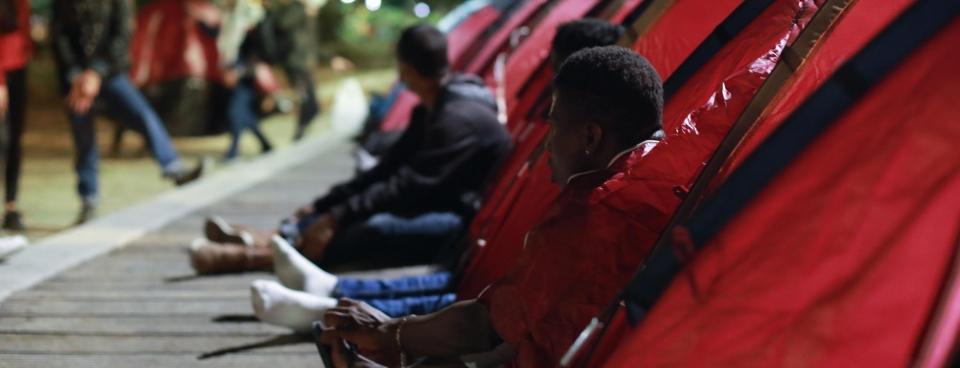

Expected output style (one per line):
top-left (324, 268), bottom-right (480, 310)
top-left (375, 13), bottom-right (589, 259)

top-left (602, 7), bottom-right (960, 368)
top-left (580, 1), bottom-right (914, 365)
top-left (455, 0), bottom-right (795, 301)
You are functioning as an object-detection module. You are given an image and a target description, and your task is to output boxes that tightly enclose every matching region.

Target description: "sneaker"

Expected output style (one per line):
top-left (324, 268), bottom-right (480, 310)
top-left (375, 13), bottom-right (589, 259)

top-left (0, 235), bottom-right (27, 260)
top-left (75, 203), bottom-right (97, 225)
top-left (3, 211), bottom-right (25, 231)
top-left (203, 216), bottom-right (254, 247)
top-left (169, 157), bottom-right (210, 187)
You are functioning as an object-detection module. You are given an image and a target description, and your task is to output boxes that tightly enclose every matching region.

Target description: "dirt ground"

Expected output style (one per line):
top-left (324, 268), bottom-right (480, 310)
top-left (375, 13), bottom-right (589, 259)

top-left (5, 55), bottom-right (394, 240)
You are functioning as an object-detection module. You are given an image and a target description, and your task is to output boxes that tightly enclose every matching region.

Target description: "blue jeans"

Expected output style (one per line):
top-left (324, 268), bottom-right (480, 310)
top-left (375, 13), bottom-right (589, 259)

top-left (225, 78), bottom-right (271, 160)
top-left (67, 75), bottom-right (180, 202)
top-left (334, 272), bottom-right (456, 317)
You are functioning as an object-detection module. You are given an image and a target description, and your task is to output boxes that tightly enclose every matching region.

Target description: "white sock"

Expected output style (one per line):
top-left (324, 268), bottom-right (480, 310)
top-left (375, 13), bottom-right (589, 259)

top-left (270, 235), bottom-right (338, 296)
top-left (250, 279), bottom-right (338, 333)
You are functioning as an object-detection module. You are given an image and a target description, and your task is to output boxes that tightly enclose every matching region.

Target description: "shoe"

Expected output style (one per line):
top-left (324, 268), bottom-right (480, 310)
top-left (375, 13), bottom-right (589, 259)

top-left (169, 157), bottom-right (211, 187)
top-left (293, 125), bottom-right (308, 142)
top-left (3, 211), bottom-right (25, 231)
top-left (203, 216), bottom-right (254, 247)
top-left (189, 240), bottom-right (272, 275)
top-left (75, 203), bottom-right (97, 225)
top-left (0, 235), bottom-right (28, 260)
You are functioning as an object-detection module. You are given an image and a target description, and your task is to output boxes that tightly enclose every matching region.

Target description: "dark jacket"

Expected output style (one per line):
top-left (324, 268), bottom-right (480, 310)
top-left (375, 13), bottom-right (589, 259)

top-left (314, 75), bottom-right (513, 226)
top-left (255, 1), bottom-right (315, 73)
top-left (50, 0), bottom-right (132, 92)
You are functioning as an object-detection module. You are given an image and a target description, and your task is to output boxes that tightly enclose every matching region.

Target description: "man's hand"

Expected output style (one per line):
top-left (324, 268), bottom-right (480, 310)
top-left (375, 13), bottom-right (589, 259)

top-left (67, 70), bottom-right (102, 114)
top-left (321, 298), bottom-right (400, 366)
top-left (0, 84), bottom-right (8, 120)
top-left (300, 212), bottom-right (336, 261)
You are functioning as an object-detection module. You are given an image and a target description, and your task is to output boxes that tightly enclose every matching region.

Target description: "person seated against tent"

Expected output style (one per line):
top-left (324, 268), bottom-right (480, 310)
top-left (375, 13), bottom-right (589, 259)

top-left (241, 19), bottom-right (630, 332)
top-left (190, 24), bottom-right (513, 274)
top-left (315, 46), bottom-right (671, 367)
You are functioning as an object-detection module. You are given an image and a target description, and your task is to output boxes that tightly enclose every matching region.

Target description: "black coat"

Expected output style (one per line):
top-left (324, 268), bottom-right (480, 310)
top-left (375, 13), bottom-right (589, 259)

top-left (50, 0), bottom-right (132, 92)
top-left (314, 75), bottom-right (513, 226)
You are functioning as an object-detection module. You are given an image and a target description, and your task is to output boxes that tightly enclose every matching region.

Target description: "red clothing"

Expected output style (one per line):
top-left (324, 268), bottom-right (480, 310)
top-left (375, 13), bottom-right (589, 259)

top-left (0, 0), bottom-right (31, 85)
top-left (479, 141), bottom-right (679, 366)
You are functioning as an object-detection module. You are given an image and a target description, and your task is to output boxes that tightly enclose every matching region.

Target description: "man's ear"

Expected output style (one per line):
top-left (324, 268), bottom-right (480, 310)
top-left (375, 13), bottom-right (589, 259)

top-left (584, 122), bottom-right (604, 153)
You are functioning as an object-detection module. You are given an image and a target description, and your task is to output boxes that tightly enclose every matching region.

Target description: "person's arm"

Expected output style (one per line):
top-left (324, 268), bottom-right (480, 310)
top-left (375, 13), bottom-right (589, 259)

top-left (308, 107), bottom-right (426, 215)
top-left (321, 299), bottom-right (500, 365)
top-left (327, 105), bottom-right (488, 225)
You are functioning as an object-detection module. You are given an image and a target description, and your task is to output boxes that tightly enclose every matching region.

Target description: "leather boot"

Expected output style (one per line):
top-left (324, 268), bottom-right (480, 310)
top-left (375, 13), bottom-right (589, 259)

top-left (190, 242), bottom-right (273, 275)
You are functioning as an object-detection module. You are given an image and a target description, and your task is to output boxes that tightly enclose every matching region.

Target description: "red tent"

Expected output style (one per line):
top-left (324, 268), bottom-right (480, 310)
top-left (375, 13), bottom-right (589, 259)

top-left (591, 0), bottom-right (960, 365)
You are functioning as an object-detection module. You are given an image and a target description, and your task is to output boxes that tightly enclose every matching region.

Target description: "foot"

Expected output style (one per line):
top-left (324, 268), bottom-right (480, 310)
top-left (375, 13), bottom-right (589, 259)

top-left (75, 203), bottom-right (97, 225)
top-left (270, 235), bottom-right (338, 296)
top-left (188, 240), bottom-right (272, 275)
top-left (3, 211), bottom-right (25, 231)
top-left (169, 157), bottom-right (210, 186)
top-left (250, 279), bottom-right (337, 332)
top-left (203, 216), bottom-right (254, 247)
top-left (0, 235), bottom-right (28, 260)
top-left (293, 124), bottom-right (308, 142)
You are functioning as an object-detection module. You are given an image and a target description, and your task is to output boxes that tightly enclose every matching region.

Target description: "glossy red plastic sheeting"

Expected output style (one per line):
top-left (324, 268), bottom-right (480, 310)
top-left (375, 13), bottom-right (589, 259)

top-left (603, 10), bottom-right (960, 368)
top-left (591, 1), bottom-right (913, 366)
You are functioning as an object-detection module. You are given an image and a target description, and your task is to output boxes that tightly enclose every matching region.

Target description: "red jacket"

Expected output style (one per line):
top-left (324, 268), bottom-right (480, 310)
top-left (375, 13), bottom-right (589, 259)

top-left (479, 141), bottom-right (679, 366)
top-left (0, 0), bottom-right (31, 85)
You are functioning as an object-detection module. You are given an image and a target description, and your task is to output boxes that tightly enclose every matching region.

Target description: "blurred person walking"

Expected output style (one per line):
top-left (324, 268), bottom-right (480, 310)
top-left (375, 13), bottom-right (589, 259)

top-left (211, 0), bottom-right (275, 161)
top-left (259, 0), bottom-right (322, 141)
top-left (51, 0), bottom-right (207, 224)
top-left (0, 0), bottom-right (31, 231)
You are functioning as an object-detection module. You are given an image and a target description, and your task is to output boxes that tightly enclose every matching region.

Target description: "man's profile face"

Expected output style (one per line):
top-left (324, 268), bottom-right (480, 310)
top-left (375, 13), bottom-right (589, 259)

top-left (397, 60), bottom-right (427, 98)
top-left (546, 92), bottom-right (588, 185)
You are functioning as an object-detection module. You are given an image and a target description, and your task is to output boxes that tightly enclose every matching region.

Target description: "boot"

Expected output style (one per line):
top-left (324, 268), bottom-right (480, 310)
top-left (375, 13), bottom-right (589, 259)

top-left (189, 240), bottom-right (273, 275)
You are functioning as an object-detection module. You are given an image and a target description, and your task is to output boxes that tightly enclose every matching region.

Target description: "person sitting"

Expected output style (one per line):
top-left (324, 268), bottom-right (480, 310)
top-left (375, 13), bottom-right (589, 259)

top-left (241, 19), bottom-right (630, 332)
top-left (190, 24), bottom-right (513, 274)
top-left (317, 46), bottom-right (673, 367)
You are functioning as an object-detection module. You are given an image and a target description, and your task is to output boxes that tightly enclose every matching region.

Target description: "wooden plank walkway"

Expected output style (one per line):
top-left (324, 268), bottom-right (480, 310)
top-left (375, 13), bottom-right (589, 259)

top-left (0, 144), bottom-right (382, 367)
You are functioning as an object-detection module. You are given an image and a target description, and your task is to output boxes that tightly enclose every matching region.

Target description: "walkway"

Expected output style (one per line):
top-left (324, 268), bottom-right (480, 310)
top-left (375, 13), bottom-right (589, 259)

top-left (0, 137), bottom-right (382, 367)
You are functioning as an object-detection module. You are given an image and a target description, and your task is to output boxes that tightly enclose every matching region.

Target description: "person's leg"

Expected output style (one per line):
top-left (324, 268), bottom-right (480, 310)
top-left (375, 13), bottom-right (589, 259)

top-left (318, 212), bottom-right (464, 268)
top-left (360, 293), bottom-right (457, 318)
top-left (97, 75), bottom-right (182, 174)
top-left (333, 272), bottom-right (453, 299)
top-left (224, 79), bottom-right (268, 160)
top-left (288, 68), bottom-right (319, 141)
top-left (67, 104), bottom-right (100, 220)
top-left (3, 68), bottom-right (27, 230)
top-left (250, 279), bottom-right (337, 332)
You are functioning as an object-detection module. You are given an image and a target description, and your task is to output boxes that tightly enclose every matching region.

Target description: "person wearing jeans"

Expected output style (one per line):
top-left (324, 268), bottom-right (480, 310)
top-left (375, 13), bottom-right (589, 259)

top-left (51, 0), bottom-right (206, 224)
top-left (0, 0), bottom-right (32, 231)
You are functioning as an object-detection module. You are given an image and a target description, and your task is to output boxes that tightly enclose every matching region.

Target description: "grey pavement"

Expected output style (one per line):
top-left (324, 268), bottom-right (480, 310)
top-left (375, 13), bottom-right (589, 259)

top-left (0, 135), bottom-right (426, 368)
